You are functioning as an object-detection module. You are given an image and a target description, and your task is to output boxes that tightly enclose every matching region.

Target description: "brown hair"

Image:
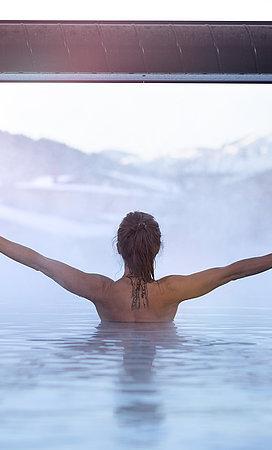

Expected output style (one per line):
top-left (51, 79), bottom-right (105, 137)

top-left (114, 211), bottom-right (162, 309)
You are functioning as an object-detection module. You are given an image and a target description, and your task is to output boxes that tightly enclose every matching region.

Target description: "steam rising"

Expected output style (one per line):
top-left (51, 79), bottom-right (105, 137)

top-left (0, 130), bottom-right (271, 311)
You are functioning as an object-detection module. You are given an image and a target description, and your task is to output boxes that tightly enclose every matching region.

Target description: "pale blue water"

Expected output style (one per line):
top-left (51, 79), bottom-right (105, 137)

top-left (1, 305), bottom-right (272, 450)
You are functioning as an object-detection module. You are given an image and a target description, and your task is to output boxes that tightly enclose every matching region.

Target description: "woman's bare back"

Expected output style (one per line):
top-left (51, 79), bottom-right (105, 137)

top-left (94, 276), bottom-right (179, 323)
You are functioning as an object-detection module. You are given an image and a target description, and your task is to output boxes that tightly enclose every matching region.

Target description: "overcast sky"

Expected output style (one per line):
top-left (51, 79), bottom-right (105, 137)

top-left (1, 1), bottom-right (272, 160)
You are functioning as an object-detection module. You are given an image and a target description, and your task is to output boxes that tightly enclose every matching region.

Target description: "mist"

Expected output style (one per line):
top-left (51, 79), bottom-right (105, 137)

top-left (0, 129), bottom-right (271, 314)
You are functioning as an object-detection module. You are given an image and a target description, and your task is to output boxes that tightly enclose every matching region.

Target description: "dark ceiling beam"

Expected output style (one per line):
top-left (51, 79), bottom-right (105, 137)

top-left (0, 20), bottom-right (272, 83)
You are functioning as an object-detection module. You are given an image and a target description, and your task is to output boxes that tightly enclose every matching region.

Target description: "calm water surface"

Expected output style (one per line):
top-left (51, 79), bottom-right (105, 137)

top-left (0, 304), bottom-right (272, 450)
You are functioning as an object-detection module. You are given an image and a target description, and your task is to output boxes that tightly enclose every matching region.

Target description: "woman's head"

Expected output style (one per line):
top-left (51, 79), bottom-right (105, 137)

top-left (115, 211), bottom-right (162, 282)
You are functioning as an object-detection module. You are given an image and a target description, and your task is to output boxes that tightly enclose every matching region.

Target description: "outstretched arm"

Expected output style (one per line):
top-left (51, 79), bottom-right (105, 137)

top-left (165, 252), bottom-right (272, 304)
top-left (0, 235), bottom-right (112, 302)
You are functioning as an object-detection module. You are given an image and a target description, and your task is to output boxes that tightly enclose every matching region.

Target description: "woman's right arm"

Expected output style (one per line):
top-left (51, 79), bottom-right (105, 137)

top-left (165, 252), bottom-right (272, 303)
top-left (0, 235), bottom-right (113, 302)
top-left (0, 235), bottom-right (42, 270)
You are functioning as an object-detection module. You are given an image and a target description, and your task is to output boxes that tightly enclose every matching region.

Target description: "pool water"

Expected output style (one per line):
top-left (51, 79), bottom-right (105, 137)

top-left (0, 305), bottom-right (272, 450)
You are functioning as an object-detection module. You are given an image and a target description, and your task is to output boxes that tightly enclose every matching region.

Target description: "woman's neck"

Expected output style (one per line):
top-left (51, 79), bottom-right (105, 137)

top-left (122, 265), bottom-right (155, 283)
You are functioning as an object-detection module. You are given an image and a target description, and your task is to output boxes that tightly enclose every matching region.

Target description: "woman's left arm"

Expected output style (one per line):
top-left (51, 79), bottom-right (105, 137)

top-left (0, 235), bottom-right (113, 302)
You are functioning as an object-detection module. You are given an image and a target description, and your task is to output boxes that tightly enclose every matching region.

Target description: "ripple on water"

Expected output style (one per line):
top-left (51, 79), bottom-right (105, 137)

top-left (0, 306), bottom-right (272, 450)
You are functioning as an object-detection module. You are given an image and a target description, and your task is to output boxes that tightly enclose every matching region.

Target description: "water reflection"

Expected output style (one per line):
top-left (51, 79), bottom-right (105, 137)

top-left (100, 323), bottom-right (184, 446)
top-left (2, 309), bottom-right (272, 450)
top-left (59, 321), bottom-right (186, 448)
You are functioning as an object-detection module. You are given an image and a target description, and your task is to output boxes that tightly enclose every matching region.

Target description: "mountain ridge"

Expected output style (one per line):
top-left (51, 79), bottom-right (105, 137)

top-left (1, 129), bottom-right (272, 185)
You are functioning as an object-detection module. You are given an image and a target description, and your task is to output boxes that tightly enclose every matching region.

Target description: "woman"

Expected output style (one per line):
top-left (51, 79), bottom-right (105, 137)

top-left (0, 210), bottom-right (271, 322)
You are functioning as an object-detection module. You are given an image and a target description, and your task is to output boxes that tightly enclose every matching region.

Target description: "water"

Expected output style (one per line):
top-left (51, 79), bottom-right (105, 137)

top-left (1, 304), bottom-right (272, 450)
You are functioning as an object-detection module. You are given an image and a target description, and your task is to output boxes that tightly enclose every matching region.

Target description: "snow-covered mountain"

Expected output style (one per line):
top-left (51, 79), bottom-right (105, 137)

top-left (1, 130), bottom-right (272, 184)
top-left (0, 128), bottom-right (270, 241)
top-left (148, 133), bottom-right (272, 178)
top-left (0, 128), bottom-right (271, 225)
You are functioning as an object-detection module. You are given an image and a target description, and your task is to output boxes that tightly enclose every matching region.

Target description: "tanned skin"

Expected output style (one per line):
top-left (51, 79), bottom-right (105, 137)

top-left (0, 235), bottom-right (271, 322)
